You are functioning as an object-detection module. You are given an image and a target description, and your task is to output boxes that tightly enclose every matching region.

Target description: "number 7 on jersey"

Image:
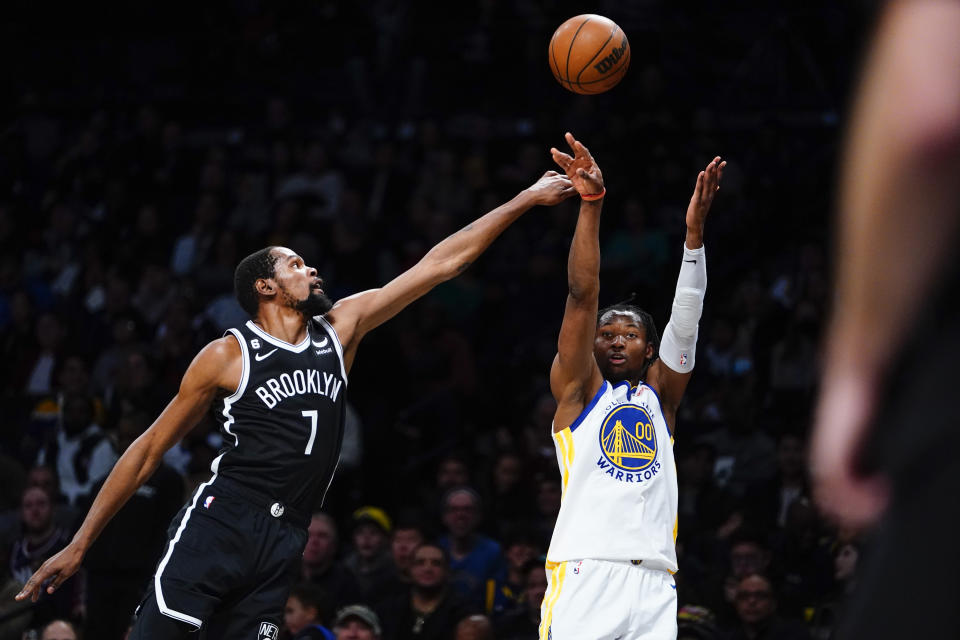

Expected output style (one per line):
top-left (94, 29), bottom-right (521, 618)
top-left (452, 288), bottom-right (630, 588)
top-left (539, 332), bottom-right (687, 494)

top-left (301, 410), bottom-right (318, 455)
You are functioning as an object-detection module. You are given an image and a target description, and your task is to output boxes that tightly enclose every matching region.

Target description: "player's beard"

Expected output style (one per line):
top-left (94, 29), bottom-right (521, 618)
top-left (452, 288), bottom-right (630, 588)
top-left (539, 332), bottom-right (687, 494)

top-left (296, 290), bottom-right (334, 316)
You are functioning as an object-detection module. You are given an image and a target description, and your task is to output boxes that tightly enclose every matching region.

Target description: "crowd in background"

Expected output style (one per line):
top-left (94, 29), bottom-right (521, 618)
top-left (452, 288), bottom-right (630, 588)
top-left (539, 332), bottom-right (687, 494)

top-left (0, 1), bottom-right (871, 638)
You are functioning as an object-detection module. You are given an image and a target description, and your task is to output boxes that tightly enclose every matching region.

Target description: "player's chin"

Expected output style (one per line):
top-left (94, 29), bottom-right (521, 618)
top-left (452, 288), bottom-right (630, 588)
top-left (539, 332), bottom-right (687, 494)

top-left (297, 292), bottom-right (334, 316)
top-left (599, 363), bottom-right (633, 384)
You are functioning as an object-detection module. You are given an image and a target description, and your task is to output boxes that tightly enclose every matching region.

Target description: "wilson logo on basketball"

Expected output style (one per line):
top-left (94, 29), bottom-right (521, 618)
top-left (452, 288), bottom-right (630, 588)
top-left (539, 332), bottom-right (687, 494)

top-left (593, 38), bottom-right (628, 74)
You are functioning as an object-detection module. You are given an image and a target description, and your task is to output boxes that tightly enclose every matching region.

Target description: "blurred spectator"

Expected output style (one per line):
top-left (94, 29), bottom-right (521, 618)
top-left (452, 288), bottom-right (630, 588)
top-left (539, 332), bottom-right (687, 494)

top-left (39, 619), bottom-right (80, 640)
top-left (0, 574), bottom-right (33, 640)
top-left (772, 498), bottom-right (834, 620)
top-left (334, 604), bottom-right (382, 640)
top-left (26, 355), bottom-right (102, 463)
top-left (36, 392), bottom-right (117, 506)
top-left (23, 312), bottom-right (65, 397)
top-left (529, 476), bottom-right (561, 550)
top-left (453, 614), bottom-right (492, 640)
top-left (809, 539), bottom-right (861, 640)
top-left (437, 487), bottom-right (505, 612)
top-left (302, 512), bottom-right (363, 611)
top-left (726, 574), bottom-right (810, 640)
top-left (276, 142), bottom-right (344, 222)
top-left (677, 605), bottom-right (720, 640)
top-left (80, 410), bottom-right (184, 640)
top-left (170, 193), bottom-right (220, 277)
top-left (344, 506), bottom-right (400, 603)
top-left (493, 560), bottom-right (546, 640)
top-left (417, 454), bottom-right (471, 525)
top-left (6, 486), bottom-right (78, 627)
top-left (490, 529), bottom-right (538, 616)
top-left (482, 452), bottom-right (534, 539)
top-left (285, 582), bottom-right (336, 640)
top-left (1, 465), bottom-right (78, 537)
top-left (743, 431), bottom-right (810, 530)
top-left (377, 542), bottom-right (478, 640)
top-left (390, 512), bottom-right (427, 584)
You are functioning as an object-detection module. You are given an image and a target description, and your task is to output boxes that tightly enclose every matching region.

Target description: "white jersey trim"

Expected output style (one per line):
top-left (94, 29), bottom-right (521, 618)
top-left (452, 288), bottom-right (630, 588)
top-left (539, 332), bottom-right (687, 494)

top-left (152, 330), bottom-right (252, 628)
top-left (314, 314), bottom-right (348, 384)
top-left (245, 320), bottom-right (310, 353)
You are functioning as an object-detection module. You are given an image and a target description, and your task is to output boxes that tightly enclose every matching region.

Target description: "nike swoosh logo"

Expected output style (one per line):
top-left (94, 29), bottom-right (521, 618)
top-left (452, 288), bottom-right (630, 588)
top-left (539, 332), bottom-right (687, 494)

top-left (670, 584), bottom-right (677, 589)
top-left (254, 348), bottom-right (278, 361)
top-left (311, 336), bottom-right (329, 349)
top-left (683, 259), bottom-right (697, 264)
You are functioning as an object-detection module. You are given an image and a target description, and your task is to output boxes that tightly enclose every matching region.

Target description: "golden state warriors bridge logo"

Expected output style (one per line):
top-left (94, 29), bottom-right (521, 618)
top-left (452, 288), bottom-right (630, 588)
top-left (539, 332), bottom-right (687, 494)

top-left (596, 405), bottom-right (661, 483)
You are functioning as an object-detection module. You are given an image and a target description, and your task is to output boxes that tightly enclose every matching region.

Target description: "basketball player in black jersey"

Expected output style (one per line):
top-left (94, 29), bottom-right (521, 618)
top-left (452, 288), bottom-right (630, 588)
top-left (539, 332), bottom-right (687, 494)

top-left (16, 171), bottom-right (577, 638)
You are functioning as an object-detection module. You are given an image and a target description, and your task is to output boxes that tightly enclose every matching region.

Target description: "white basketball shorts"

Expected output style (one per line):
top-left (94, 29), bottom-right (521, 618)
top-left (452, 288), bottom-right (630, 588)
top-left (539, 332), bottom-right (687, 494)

top-left (539, 559), bottom-right (677, 639)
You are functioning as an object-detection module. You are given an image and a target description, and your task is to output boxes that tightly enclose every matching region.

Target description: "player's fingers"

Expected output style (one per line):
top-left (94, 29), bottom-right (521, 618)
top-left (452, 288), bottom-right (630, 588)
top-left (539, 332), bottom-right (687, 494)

top-left (14, 578), bottom-right (35, 601)
top-left (46, 572), bottom-right (64, 595)
top-left (573, 139), bottom-right (593, 161)
top-left (550, 148), bottom-right (573, 169)
top-left (717, 160), bottom-right (727, 187)
top-left (694, 171), bottom-right (704, 199)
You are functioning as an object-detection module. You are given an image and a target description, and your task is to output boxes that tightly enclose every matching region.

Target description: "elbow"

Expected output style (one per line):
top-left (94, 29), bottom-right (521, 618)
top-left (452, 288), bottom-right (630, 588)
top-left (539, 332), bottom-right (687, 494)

top-left (568, 283), bottom-right (599, 302)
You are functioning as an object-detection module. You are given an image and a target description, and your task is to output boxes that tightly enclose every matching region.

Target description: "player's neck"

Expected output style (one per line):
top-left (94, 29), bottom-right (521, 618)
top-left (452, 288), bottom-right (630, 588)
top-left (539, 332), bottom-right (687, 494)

top-left (254, 306), bottom-right (308, 345)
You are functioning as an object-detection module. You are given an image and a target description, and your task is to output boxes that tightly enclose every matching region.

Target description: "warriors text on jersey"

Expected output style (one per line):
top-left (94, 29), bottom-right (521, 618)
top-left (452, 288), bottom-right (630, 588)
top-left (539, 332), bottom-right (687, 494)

top-left (212, 316), bottom-right (347, 515)
top-left (546, 380), bottom-right (678, 573)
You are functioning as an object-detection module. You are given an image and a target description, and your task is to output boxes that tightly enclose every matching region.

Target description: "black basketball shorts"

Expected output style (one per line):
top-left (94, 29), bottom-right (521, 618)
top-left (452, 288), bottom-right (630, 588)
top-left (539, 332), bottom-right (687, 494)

top-left (128, 480), bottom-right (308, 640)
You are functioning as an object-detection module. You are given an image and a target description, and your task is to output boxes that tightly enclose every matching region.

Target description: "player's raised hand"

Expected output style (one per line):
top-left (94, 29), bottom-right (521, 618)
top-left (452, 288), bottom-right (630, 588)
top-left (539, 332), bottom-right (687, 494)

top-left (15, 542), bottom-right (84, 603)
top-left (525, 170), bottom-right (578, 206)
top-left (686, 156), bottom-right (726, 230)
top-left (551, 132), bottom-right (604, 198)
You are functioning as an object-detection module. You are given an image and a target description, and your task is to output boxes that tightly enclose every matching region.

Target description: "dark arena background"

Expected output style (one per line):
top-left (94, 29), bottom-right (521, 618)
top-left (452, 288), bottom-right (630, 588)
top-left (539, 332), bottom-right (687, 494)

top-left (1, 1), bottom-right (876, 639)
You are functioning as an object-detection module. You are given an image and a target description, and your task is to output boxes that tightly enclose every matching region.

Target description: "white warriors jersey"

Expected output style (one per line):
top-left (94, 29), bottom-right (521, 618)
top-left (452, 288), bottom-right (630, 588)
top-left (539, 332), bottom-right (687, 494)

top-left (546, 380), bottom-right (678, 573)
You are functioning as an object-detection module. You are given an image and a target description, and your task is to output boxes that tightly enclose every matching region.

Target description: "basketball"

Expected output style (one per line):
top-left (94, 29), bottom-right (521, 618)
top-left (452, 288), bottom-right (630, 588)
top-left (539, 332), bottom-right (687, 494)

top-left (549, 14), bottom-right (630, 95)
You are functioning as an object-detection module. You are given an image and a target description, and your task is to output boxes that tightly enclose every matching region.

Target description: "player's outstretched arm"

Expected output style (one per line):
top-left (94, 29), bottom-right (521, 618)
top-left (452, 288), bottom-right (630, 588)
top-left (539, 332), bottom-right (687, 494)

top-left (15, 337), bottom-right (240, 603)
top-left (648, 157), bottom-right (724, 431)
top-left (327, 171), bottom-right (576, 371)
top-left (811, 0), bottom-right (960, 529)
top-left (549, 132), bottom-right (607, 431)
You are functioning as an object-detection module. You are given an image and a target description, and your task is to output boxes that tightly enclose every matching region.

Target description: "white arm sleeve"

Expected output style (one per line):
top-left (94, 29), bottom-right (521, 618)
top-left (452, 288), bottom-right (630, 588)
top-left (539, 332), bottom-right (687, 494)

top-left (659, 244), bottom-right (706, 374)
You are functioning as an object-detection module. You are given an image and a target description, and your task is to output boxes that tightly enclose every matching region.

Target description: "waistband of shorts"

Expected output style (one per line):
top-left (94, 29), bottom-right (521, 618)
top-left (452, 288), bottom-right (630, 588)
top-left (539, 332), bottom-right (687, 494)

top-left (205, 476), bottom-right (311, 529)
top-left (546, 557), bottom-right (676, 574)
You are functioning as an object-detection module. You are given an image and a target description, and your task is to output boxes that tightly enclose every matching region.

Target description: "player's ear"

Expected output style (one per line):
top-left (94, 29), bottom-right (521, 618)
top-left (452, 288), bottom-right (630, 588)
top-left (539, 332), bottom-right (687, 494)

top-left (255, 277), bottom-right (277, 298)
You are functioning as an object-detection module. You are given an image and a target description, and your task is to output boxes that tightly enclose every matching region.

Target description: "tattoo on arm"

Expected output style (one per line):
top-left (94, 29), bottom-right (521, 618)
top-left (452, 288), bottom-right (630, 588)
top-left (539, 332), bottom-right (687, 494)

top-left (456, 261), bottom-right (473, 274)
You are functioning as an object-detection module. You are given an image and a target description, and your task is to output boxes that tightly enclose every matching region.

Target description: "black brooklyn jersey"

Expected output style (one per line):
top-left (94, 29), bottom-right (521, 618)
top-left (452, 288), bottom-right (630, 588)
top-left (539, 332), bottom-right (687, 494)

top-left (212, 316), bottom-right (347, 514)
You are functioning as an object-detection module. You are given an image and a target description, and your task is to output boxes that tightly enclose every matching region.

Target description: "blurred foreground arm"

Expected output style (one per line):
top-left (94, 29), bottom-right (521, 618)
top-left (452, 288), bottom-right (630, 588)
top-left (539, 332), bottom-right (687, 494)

top-left (812, 0), bottom-right (960, 528)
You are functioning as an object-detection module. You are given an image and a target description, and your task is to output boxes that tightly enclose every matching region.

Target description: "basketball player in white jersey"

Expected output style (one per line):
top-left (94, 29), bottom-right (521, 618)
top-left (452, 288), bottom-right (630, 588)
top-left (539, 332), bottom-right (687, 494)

top-left (540, 133), bottom-right (724, 639)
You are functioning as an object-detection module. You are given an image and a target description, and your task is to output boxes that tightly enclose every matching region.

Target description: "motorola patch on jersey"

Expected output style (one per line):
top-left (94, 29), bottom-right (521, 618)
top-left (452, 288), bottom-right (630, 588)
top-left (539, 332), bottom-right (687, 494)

top-left (270, 502), bottom-right (285, 518)
top-left (258, 622), bottom-right (279, 640)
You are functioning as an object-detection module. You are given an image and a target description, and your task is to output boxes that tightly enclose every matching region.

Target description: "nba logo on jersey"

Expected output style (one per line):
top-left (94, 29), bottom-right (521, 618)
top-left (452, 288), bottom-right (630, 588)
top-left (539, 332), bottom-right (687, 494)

top-left (258, 622), bottom-right (279, 640)
top-left (680, 352), bottom-right (687, 366)
top-left (203, 496), bottom-right (215, 509)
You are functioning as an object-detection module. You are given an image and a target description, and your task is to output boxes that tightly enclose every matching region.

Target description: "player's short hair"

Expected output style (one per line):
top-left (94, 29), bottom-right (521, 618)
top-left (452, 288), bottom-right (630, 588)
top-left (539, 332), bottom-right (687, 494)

top-left (597, 298), bottom-right (660, 377)
top-left (234, 247), bottom-right (279, 316)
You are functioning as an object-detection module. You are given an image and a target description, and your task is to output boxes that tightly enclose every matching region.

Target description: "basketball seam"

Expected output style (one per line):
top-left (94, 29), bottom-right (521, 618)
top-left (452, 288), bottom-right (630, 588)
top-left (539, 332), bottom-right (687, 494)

top-left (565, 16), bottom-right (594, 93)
top-left (550, 31), bottom-right (562, 85)
top-left (575, 26), bottom-right (620, 87)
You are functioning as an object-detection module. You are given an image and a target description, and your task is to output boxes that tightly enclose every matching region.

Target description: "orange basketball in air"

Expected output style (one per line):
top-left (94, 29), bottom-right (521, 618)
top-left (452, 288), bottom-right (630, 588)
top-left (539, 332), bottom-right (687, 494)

top-left (549, 14), bottom-right (630, 95)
